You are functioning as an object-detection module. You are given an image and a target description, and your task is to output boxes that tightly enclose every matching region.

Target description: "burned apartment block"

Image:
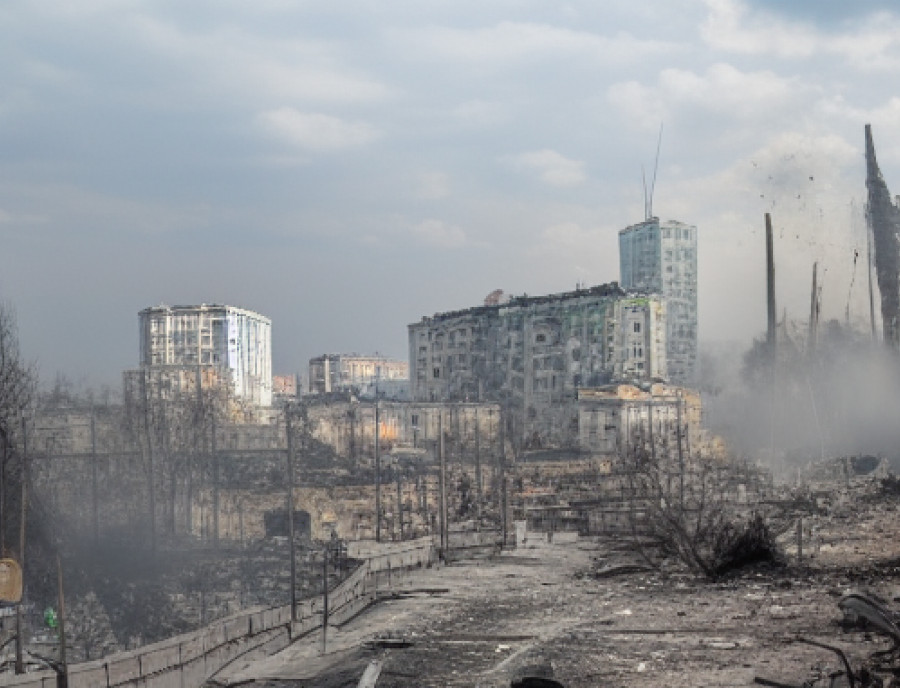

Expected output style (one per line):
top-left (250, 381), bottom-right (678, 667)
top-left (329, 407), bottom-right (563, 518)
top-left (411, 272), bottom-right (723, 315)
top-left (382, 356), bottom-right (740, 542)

top-left (134, 304), bottom-right (273, 407)
top-left (408, 284), bottom-right (666, 447)
top-left (619, 217), bottom-right (698, 384)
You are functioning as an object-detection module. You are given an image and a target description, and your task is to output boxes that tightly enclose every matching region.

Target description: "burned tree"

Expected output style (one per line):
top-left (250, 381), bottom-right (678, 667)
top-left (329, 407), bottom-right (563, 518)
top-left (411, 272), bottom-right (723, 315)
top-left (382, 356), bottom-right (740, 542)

top-left (865, 124), bottom-right (900, 348)
top-left (623, 412), bottom-right (781, 579)
top-left (0, 302), bottom-right (36, 556)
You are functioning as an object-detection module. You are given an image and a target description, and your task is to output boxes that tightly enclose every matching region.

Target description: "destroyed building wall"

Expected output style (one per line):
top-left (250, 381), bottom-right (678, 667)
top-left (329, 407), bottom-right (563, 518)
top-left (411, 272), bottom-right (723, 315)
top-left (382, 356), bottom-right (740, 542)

top-left (577, 383), bottom-right (711, 459)
top-left (308, 353), bottom-right (409, 396)
top-left (407, 284), bottom-right (666, 446)
top-left (619, 218), bottom-right (698, 384)
top-left (138, 304), bottom-right (273, 407)
top-left (865, 124), bottom-right (900, 348)
top-left (305, 400), bottom-right (503, 464)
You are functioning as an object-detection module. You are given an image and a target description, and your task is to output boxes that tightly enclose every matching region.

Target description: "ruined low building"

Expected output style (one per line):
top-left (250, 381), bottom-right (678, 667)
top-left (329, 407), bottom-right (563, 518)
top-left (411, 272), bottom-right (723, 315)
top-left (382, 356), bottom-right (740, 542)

top-left (577, 383), bottom-right (712, 458)
top-left (304, 399), bottom-right (503, 467)
top-left (408, 283), bottom-right (666, 446)
top-left (308, 353), bottom-right (409, 396)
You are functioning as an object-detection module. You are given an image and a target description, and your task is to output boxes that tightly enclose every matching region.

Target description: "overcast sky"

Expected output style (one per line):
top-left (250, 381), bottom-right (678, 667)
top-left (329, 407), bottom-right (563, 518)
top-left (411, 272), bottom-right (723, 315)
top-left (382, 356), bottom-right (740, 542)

top-left (2, 0), bottom-right (900, 390)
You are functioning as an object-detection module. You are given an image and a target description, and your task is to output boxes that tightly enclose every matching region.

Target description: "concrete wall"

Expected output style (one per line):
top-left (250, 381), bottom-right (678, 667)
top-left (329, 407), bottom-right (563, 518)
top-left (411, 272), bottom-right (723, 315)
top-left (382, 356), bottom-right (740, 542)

top-left (0, 538), bottom-right (436, 688)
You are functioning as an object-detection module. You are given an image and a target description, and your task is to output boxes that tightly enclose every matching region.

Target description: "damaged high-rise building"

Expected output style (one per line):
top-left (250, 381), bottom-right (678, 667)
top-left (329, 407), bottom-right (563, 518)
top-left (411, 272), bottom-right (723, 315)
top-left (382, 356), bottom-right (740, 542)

top-left (865, 124), bottom-right (900, 349)
top-left (619, 218), bottom-right (698, 384)
top-left (408, 284), bottom-right (666, 446)
top-left (135, 304), bottom-right (273, 407)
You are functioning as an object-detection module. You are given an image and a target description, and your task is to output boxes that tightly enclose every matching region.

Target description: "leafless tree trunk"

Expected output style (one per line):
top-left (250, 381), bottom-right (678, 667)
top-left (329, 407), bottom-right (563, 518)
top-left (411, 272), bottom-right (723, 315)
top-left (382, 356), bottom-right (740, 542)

top-left (0, 302), bottom-right (36, 554)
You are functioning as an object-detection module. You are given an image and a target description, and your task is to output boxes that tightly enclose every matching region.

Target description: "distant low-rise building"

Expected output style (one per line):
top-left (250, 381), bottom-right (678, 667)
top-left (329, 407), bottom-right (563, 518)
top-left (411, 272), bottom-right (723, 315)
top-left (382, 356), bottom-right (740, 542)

top-left (308, 354), bottom-right (408, 396)
top-left (272, 374), bottom-right (301, 405)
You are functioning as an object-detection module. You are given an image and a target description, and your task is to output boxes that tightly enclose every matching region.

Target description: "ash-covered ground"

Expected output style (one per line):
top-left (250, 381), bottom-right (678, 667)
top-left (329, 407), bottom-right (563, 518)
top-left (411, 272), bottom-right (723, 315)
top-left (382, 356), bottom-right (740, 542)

top-left (214, 478), bottom-right (900, 687)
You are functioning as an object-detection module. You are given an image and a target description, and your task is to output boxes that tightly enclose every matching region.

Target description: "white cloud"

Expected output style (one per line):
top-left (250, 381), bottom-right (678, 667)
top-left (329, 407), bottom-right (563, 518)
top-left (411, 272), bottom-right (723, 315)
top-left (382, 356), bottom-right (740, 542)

top-left (129, 15), bottom-right (391, 105)
top-left (512, 150), bottom-right (586, 187)
top-left (410, 219), bottom-right (468, 248)
top-left (609, 63), bottom-right (801, 129)
top-left (452, 100), bottom-right (506, 128)
top-left (828, 12), bottom-right (900, 70)
top-left (700, 0), bottom-right (818, 58)
top-left (416, 171), bottom-right (451, 200)
top-left (258, 108), bottom-right (379, 150)
top-left (406, 21), bottom-right (677, 68)
top-left (701, 0), bottom-right (900, 70)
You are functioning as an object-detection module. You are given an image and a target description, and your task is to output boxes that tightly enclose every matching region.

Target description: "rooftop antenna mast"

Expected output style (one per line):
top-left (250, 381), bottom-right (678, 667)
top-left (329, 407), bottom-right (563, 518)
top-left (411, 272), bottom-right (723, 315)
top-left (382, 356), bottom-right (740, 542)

top-left (646, 123), bottom-right (664, 220)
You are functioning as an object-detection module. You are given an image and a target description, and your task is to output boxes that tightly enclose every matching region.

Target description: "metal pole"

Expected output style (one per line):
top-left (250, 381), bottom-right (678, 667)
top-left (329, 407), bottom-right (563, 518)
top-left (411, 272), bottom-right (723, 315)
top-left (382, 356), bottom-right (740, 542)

top-left (0, 427), bottom-right (5, 555)
top-left (475, 407), bottom-right (482, 528)
top-left (322, 545), bottom-right (329, 654)
top-left (212, 411), bottom-right (219, 548)
top-left (677, 392), bottom-right (684, 512)
top-left (375, 399), bottom-right (381, 543)
top-left (396, 471), bottom-right (402, 541)
top-left (57, 555), bottom-right (68, 688)
top-left (15, 412), bottom-right (27, 675)
top-left (141, 370), bottom-right (157, 553)
top-left (439, 411), bottom-right (447, 555)
top-left (500, 410), bottom-right (508, 549)
top-left (286, 410), bottom-right (297, 622)
top-left (91, 406), bottom-right (99, 546)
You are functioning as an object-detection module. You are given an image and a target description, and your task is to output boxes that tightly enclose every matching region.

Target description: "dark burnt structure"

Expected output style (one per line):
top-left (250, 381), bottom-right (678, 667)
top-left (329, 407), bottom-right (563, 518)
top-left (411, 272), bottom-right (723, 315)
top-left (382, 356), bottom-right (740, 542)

top-left (865, 124), bottom-right (900, 348)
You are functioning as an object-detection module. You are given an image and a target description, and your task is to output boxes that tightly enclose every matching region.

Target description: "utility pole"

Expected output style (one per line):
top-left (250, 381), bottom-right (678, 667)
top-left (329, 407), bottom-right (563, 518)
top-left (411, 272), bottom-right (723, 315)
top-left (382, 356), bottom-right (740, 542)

top-left (286, 409), bottom-right (297, 622)
top-left (0, 425), bottom-right (6, 555)
top-left (321, 545), bottom-right (329, 653)
top-left (141, 370), bottom-right (157, 553)
top-left (57, 556), bottom-right (68, 688)
top-left (808, 262), bottom-right (819, 355)
top-left (438, 411), bottom-right (447, 556)
top-left (15, 411), bottom-right (27, 675)
top-left (91, 406), bottom-right (99, 547)
top-left (499, 407), bottom-right (508, 549)
top-left (676, 392), bottom-right (685, 513)
top-left (474, 407), bottom-right (482, 528)
top-left (212, 409), bottom-right (219, 548)
top-left (396, 468), bottom-right (403, 541)
top-left (374, 370), bottom-right (381, 543)
top-left (766, 212), bottom-right (777, 357)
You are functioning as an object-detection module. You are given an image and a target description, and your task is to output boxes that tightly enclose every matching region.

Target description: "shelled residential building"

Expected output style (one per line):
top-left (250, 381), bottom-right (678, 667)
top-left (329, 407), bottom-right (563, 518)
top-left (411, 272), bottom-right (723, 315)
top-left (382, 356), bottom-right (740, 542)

top-left (619, 218), bottom-right (698, 384)
top-left (136, 304), bottom-right (273, 407)
top-left (308, 354), bottom-right (408, 396)
top-left (408, 284), bottom-right (666, 446)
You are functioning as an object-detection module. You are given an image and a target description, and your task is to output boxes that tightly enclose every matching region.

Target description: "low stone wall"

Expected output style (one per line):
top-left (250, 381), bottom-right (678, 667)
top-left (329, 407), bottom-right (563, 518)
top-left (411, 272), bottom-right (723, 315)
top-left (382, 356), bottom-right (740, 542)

top-left (1, 538), bottom-right (436, 688)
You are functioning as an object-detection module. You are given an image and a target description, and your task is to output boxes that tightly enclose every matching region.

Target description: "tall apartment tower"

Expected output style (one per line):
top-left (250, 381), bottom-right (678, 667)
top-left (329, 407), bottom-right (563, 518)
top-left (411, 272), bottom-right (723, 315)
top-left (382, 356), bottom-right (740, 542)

top-left (619, 218), bottom-right (697, 384)
top-left (138, 304), bottom-right (273, 407)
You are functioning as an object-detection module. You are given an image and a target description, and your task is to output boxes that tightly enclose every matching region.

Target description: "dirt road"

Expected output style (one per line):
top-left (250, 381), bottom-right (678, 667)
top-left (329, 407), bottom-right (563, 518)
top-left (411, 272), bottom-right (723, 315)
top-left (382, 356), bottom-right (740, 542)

top-left (212, 517), bottom-right (900, 688)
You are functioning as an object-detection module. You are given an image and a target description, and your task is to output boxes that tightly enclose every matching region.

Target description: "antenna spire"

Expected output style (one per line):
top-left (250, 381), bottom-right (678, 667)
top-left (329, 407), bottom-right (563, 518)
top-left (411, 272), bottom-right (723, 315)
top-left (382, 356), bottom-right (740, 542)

top-left (648, 123), bottom-right (664, 220)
